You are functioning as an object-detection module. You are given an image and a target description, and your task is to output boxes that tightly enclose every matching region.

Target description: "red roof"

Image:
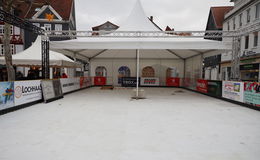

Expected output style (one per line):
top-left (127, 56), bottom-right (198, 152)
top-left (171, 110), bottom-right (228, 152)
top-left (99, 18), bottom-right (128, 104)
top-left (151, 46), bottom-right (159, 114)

top-left (211, 6), bottom-right (233, 29)
top-left (15, 0), bottom-right (73, 20)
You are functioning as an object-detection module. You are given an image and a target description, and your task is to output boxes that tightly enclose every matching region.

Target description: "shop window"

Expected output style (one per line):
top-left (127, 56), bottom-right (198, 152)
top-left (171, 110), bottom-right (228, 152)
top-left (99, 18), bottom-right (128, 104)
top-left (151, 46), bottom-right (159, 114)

top-left (245, 35), bottom-right (249, 49)
top-left (142, 66), bottom-right (155, 77)
top-left (256, 3), bottom-right (260, 19)
top-left (118, 66), bottom-right (131, 84)
top-left (95, 66), bottom-right (107, 77)
top-left (55, 24), bottom-right (62, 34)
top-left (247, 8), bottom-right (251, 23)
top-left (254, 32), bottom-right (258, 47)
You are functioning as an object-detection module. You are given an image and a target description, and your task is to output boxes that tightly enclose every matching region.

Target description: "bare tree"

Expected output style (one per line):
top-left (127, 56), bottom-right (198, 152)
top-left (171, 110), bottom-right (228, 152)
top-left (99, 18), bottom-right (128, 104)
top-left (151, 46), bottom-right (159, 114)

top-left (2, 0), bottom-right (41, 81)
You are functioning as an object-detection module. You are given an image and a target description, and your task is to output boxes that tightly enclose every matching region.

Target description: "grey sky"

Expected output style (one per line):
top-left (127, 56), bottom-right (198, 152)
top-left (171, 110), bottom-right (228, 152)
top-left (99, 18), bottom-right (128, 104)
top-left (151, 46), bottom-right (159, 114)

top-left (75, 0), bottom-right (233, 31)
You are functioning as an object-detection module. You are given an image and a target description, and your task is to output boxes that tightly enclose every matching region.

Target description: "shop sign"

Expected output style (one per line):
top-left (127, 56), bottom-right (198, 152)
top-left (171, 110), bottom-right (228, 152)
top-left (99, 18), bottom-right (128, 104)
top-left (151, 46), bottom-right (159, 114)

top-left (222, 81), bottom-right (244, 102)
top-left (208, 80), bottom-right (222, 97)
top-left (94, 77), bottom-right (106, 86)
top-left (60, 78), bottom-right (80, 93)
top-left (166, 77), bottom-right (180, 87)
top-left (121, 77), bottom-right (139, 87)
top-left (240, 64), bottom-right (259, 70)
top-left (140, 77), bottom-right (159, 86)
top-left (14, 80), bottom-right (42, 106)
top-left (0, 82), bottom-right (14, 110)
top-left (244, 82), bottom-right (260, 107)
top-left (196, 79), bottom-right (208, 93)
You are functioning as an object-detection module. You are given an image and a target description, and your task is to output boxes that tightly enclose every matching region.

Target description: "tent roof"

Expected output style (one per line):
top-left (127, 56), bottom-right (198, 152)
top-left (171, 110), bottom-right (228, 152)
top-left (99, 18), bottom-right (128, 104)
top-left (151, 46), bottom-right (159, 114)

top-left (117, 0), bottom-right (160, 31)
top-left (49, 0), bottom-right (232, 60)
top-left (0, 37), bottom-right (81, 67)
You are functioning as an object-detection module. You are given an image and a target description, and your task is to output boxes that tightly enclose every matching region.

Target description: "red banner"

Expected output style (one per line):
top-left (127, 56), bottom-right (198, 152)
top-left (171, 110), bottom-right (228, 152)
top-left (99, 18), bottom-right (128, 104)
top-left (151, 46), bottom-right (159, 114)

top-left (166, 77), bottom-right (180, 87)
top-left (94, 77), bottom-right (106, 86)
top-left (196, 79), bottom-right (208, 93)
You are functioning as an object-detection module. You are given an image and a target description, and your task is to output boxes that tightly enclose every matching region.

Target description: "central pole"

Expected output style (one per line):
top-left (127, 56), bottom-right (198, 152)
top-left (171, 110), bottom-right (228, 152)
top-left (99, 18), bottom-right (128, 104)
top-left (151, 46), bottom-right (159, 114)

top-left (136, 49), bottom-right (140, 97)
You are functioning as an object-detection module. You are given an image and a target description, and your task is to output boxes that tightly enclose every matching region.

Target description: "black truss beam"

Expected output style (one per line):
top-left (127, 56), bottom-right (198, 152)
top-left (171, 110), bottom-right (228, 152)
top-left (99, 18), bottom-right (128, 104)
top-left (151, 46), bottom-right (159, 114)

top-left (0, 9), bottom-right (44, 35)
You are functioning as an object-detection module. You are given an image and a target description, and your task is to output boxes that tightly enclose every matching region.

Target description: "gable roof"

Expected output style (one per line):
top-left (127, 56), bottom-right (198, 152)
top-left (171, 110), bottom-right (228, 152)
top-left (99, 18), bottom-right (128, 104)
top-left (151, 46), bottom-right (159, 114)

top-left (15, 0), bottom-right (73, 20)
top-left (210, 6), bottom-right (233, 29)
top-left (92, 21), bottom-right (119, 31)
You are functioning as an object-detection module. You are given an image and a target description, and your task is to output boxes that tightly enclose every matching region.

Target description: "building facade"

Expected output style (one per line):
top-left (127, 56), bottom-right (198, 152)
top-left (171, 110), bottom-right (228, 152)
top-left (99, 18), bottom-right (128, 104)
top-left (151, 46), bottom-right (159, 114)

top-left (222, 0), bottom-right (260, 82)
top-left (16, 0), bottom-right (76, 49)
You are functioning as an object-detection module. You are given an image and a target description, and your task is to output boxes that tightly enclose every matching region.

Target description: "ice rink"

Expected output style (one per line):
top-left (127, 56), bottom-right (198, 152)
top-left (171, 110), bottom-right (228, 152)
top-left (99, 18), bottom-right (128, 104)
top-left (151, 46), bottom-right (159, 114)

top-left (0, 87), bottom-right (260, 160)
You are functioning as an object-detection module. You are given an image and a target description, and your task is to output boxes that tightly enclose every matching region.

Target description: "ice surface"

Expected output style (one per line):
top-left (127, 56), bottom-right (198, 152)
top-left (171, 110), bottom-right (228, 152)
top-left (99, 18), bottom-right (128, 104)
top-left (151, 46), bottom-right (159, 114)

top-left (0, 87), bottom-right (260, 160)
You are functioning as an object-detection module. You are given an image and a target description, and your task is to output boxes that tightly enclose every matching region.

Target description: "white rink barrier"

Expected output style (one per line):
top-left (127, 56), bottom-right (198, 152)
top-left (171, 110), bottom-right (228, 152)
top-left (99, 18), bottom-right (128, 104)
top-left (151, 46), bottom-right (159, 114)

top-left (222, 81), bottom-right (244, 103)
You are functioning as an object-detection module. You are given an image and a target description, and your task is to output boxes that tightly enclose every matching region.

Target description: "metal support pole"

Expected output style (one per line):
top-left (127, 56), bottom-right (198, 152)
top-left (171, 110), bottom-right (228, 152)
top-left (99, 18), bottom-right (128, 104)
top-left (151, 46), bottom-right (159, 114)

top-left (136, 49), bottom-right (140, 97)
top-left (41, 35), bottom-right (50, 79)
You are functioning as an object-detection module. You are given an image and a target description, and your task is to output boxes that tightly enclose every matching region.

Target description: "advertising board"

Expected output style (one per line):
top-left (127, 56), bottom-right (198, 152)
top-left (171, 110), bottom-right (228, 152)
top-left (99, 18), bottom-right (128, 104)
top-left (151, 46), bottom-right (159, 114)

top-left (140, 77), bottom-right (160, 86)
top-left (80, 77), bottom-right (92, 89)
top-left (121, 77), bottom-right (140, 87)
top-left (166, 77), bottom-right (180, 87)
top-left (222, 81), bottom-right (244, 102)
top-left (0, 82), bottom-right (14, 110)
top-left (244, 82), bottom-right (260, 107)
top-left (207, 81), bottom-right (222, 97)
top-left (60, 78), bottom-right (80, 93)
top-left (94, 77), bottom-right (106, 86)
top-left (14, 80), bottom-right (42, 106)
top-left (196, 79), bottom-right (208, 93)
top-left (41, 79), bottom-right (63, 103)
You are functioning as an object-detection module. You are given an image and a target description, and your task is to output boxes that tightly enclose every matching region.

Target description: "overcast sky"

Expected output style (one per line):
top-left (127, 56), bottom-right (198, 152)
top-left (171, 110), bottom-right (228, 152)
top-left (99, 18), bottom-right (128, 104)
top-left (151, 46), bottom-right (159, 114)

top-left (75, 0), bottom-right (233, 31)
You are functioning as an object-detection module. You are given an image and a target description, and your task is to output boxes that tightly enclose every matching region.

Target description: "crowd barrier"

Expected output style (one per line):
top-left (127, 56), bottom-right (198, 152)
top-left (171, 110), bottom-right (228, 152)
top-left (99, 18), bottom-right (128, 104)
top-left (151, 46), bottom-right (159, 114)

top-left (0, 77), bottom-right (92, 112)
top-left (1, 76), bottom-right (259, 113)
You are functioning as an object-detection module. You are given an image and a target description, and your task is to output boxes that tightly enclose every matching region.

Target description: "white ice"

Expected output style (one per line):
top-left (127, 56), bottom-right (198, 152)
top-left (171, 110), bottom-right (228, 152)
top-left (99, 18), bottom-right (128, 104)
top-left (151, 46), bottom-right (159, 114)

top-left (0, 87), bottom-right (260, 160)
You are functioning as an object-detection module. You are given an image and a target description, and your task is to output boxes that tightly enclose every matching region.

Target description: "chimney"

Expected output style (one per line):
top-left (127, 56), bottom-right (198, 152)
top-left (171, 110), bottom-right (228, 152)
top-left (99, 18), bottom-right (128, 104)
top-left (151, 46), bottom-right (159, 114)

top-left (150, 16), bottom-right (153, 22)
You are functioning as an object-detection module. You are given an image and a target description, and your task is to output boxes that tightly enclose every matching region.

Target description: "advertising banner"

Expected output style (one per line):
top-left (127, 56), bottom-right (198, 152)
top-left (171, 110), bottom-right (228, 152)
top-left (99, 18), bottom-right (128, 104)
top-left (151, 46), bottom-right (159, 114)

top-left (207, 80), bottom-right (222, 97)
top-left (244, 82), bottom-right (260, 107)
top-left (196, 79), bottom-right (208, 93)
top-left (121, 77), bottom-right (140, 87)
top-left (60, 78), bottom-right (80, 93)
top-left (0, 82), bottom-right (14, 110)
top-left (80, 77), bottom-right (92, 89)
top-left (94, 77), bottom-right (106, 86)
top-left (140, 77), bottom-right (160, 86)
top-left (166, 77), bottom-right (180, 87)
top-left (14, 80), bottom-right (42, 106)
top-left (222, 81), bottom-right (244, 102)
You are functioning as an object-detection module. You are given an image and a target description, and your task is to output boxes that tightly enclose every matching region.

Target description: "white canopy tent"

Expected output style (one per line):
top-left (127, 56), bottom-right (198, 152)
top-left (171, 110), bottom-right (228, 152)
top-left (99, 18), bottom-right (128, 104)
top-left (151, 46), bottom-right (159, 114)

top-left (0, 36), bottom-right (81, 68)
top-left (49, 0), bottom-right (232, 96)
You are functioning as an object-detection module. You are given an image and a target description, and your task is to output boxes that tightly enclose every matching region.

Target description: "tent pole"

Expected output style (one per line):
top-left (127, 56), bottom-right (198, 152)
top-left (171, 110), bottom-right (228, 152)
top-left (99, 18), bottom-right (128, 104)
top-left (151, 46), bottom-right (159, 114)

top-left (136, 49), bottom-right (140, 97)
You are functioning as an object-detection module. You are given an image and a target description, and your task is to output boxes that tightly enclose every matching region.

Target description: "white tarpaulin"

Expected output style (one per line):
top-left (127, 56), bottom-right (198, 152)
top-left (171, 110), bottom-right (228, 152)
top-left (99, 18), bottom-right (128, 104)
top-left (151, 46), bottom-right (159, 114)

top-left (0, 37), bottom-right (81, 68)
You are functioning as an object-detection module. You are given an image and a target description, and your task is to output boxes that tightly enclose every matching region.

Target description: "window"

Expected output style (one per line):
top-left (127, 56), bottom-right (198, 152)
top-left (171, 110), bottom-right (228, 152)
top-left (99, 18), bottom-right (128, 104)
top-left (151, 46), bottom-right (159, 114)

top-left (245, 35), bottom-right (249, 49)
top-left (0, 25), bottom-right (4, 34)
top-left (10, 26), bottom-right (13, 35)
top-left (33, 23), bottom-right (40, 27)
top-left (233, 18), bottom-right (236, 30)
top-left (0, 45), bottom-right (4, 56)
top-left (254, 32), bottom-right (258, 47)
top-left (44, 24), bottom-right (52, 31)
top-left (239, 13), bottom-right (243, 27)
top-left (256, 3), bottom-right (260, 19)
top-left (11, 45), bottom-right (14, 55)
top-left (227, 21), bottom-right (230, 31)
top-left (247, 8), bottom-right (251, 23)
top-left (55, 24), bottom-right (62, 31)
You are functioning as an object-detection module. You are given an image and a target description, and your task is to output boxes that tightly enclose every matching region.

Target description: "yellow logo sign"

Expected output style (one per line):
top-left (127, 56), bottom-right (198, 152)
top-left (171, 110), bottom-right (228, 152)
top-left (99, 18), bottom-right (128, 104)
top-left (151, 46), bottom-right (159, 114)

top-left (45, 13), bottom-right (54, 21)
